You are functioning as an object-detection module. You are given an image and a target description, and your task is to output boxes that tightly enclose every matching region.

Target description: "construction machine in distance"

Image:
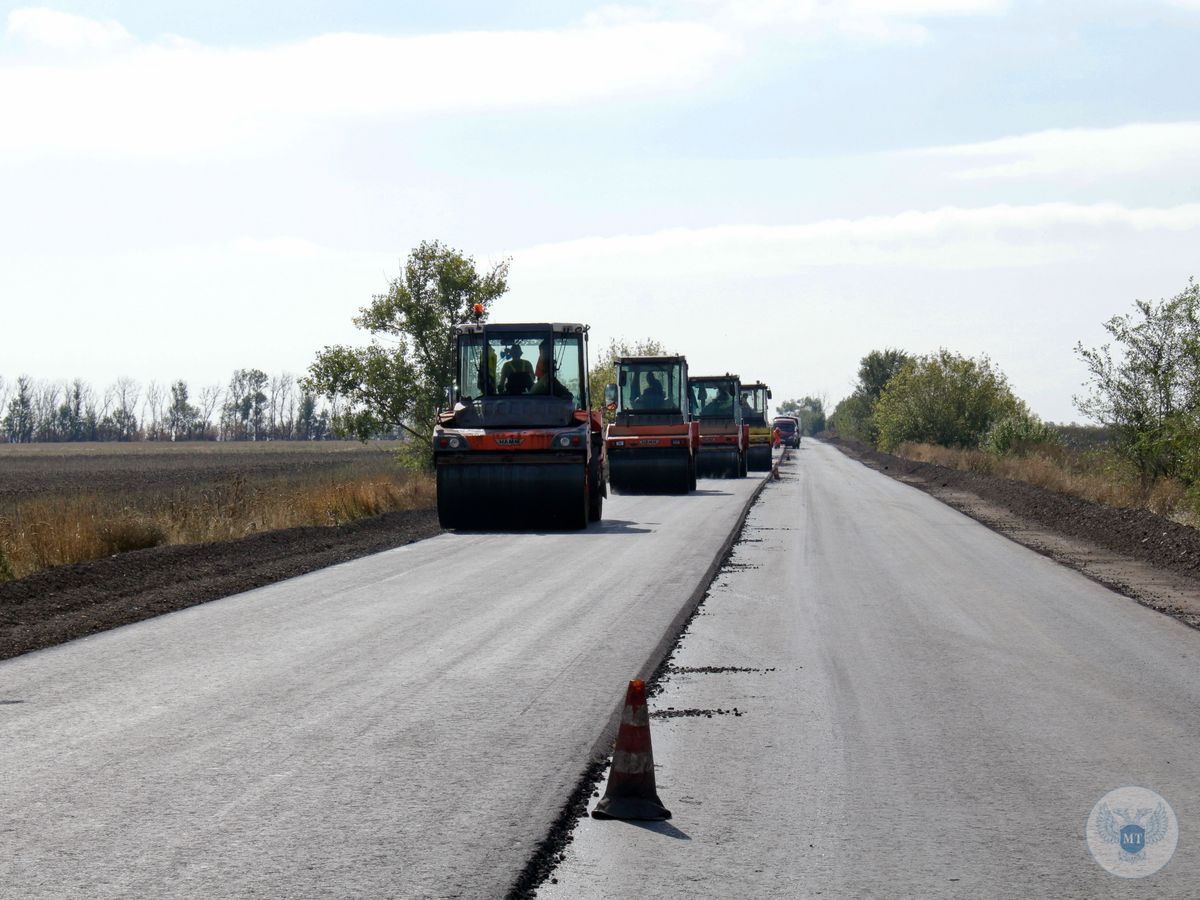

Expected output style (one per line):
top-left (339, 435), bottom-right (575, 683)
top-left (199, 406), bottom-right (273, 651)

top-left (688, 373), bottom-right (749, 478)
top-left (741, 381), bottom-right (773, 472)
top-left (433, 321), bottom-right (606, 529)
top-left (604, 355), bottom-right (698, 494)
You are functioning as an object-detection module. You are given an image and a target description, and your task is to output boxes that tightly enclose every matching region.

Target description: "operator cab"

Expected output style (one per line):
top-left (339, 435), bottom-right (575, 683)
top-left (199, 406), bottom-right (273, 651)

top-left (606, 356), bottom-right (690, 423)
top-left (451, 323), bottom-right (589, 428)
top-left (688, 374), bottom-right (743, 424)
top-left (740, 382), bottom-right (771, 428)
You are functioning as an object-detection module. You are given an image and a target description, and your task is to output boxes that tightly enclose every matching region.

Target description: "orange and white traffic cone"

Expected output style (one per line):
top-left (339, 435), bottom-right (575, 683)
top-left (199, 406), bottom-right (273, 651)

top-left (592, 679), bottom-right (671, 821)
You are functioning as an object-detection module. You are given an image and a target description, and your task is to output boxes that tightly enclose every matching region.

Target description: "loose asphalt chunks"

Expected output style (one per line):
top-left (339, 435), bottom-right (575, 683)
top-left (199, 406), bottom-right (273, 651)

top-left (592, 679), bottom-right (672, 821)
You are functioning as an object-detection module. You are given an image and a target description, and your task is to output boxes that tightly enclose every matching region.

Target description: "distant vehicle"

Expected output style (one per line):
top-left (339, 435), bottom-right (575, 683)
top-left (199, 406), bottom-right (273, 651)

top-left (688, 373), bottom-right (748, 478)
top-left (740, 382), bottom-right (773, 472)
top-left (605, 355), bottom-right (698, 494)
top-left (433, 321), bottom-right (606, 529)
top-left (773, 415), bottom-right (801, 449)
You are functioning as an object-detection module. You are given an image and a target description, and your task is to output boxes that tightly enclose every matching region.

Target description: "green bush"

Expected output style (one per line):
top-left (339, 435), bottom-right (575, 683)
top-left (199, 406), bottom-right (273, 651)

top-left (984, 413), bottom-right (1062, 456)
top-left (875, 350), bottom-right (1020, 452)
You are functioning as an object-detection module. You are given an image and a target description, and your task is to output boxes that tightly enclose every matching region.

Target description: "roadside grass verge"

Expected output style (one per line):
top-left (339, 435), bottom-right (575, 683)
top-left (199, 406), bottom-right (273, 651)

top-left (0, 463), bottom-right (435, 581)
top-left (893, 442), bottom-right (1194, 524)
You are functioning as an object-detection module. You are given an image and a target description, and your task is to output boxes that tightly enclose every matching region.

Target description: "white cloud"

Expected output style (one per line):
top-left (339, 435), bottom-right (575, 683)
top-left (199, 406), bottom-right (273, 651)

top-left (919, 121), bottom-right (1200, 179)
top-left (514, 203), bottom-right (1200, 276)
top-left (674, 0), bottom-right (1006, 41)
top-left (5, 7), bottom-right (132, 51)
top-left (0, 10), bottom-right (738, 161)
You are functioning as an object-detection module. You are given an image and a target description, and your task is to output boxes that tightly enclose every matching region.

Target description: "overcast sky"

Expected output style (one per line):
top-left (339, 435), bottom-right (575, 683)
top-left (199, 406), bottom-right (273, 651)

top-left (3, 0), bottom-right (1199, 421)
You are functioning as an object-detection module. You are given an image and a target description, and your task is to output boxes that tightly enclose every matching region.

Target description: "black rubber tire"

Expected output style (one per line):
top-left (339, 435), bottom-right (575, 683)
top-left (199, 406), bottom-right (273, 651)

top-left (588, 458), bottom-right (603, 522)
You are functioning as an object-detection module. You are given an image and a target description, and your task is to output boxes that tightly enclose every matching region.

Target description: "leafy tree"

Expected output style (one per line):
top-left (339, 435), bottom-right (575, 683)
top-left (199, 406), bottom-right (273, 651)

top-left (587, 337), bottom-right (668, 423)
top-left (1075, 279), bottom-right (1200, 480)
top-left (2, 376), bottom-right (34, 443)
top-left (828, 392), bottom-right (876, 443)
top-left (874, 350), bottom-right (1020, 451)
top-left (222, 369), bottom-right (269, 441)
top-left (305, 240), bottom-right (510, 465)
top-left (166, 380), bottom-right (201, 441)
top-left (858, 349), bottom-right (912, 401)
top-left (53, 379), bottom-right (91, 441)
top-left (796, 396), bottom-right (825, 434)
top-left (295, 388), bottom-right (328, 441)
top-left (828, 349), bottom-right (912, 444)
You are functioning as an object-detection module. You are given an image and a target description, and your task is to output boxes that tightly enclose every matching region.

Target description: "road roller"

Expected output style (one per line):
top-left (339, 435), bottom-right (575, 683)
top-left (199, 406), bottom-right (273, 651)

top-left (433, 321), bottom-right (606, 529)
top-left (688, 373), bottom-right (749, 478)
top-left (603, 355), bottom-right (698, 494)
top-left (741, 381), bottom-right (774, 472)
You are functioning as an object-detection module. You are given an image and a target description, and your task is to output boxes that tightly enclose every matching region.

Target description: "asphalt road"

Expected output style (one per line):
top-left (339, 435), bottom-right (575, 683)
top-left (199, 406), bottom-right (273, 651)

top-left (540, 441), bottom-right (1200, 898)
top-left (0, 478), bottom-right (764, 900)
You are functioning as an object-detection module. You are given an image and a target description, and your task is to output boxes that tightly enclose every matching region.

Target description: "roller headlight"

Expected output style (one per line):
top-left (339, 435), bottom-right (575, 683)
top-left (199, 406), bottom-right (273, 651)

top-left (555, 432), bottom-right (583, 448)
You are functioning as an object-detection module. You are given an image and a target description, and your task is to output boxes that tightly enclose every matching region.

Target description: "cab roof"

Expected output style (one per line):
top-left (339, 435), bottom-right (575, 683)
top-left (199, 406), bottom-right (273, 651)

top-left (617, 355), bottom-right (686, 365)
top-left (455, 322), bottom-right (588, 334)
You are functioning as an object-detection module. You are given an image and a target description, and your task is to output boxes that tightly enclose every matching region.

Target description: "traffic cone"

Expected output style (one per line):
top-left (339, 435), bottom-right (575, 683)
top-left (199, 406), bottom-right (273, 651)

top-left (592, 679), bottom-right (671, 821)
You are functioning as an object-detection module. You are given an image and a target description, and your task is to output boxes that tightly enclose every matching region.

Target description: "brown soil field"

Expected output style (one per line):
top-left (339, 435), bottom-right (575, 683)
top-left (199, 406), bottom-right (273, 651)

top-left (0, 440), bottom-right (408, 499)
top-left (0, 440), bottom-right (436, 580)
top-left (0, 441), bottom-right (442, 661)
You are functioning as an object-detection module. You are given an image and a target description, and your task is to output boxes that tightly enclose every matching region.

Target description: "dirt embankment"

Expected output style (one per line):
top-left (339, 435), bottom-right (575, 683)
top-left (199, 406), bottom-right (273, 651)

top-left (826, 437), bottom-right (1200, 630)
top-left (0, 508), bottom-right (441, 662)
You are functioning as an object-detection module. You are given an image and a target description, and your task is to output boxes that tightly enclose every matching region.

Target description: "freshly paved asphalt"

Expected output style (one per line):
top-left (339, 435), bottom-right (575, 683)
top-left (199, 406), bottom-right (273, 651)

top-left (539, 441), bottom-right (1200, 898)
top-left (0, 478), bottom-right (764, 899)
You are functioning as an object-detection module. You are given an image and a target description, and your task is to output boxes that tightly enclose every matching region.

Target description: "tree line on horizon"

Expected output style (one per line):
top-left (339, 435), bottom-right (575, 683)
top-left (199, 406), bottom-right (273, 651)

top-left (827, 277), bottom-right (1200, 488)
top-left (0, 370), bottom-right (339, 444)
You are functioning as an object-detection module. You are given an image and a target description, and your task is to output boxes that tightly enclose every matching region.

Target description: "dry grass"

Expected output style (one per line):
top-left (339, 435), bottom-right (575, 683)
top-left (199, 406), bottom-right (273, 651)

top-left (0, 444), bottom-right (434, 580)
top-left (894, 442), bottom-right (1196, 523)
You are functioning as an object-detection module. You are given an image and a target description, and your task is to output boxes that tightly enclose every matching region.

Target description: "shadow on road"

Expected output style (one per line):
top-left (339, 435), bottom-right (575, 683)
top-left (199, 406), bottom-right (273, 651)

top-left (623, 819), bottom-right (692, 840)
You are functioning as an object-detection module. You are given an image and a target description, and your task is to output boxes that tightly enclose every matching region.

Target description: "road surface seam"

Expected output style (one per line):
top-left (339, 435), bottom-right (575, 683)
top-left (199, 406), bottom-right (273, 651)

top-left (506, 472), bottom-right (772, 899)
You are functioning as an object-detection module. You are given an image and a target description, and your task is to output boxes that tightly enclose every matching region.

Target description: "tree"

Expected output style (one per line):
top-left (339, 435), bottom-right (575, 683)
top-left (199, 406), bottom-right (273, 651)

top-left (1075, 279), bottom-right (1200, 480)
top-left (166, 380), bottom-right (201, 440)
top-left (858, 349), bottom-right (913, 401)
top-left (222, 369), bottom-right (269, 440)
top-left (2, 376), bottom-right (34, 443)
top-left (828, 349), bottom-right (913, 444)
top-left (304, 240), bottom-right (510, 464)
top-left (874, 350), bottom-right (1020, 451)
top-left (587, 337), bottom-right (669, 423)
top-left (779, 395), bottom-right (826, 435)
top-left (828, 392), bottom-right (875, 443)
top-left (197, 384), bottom-right (223, 439)
top-left (101, 377), bottom-right (141, 441)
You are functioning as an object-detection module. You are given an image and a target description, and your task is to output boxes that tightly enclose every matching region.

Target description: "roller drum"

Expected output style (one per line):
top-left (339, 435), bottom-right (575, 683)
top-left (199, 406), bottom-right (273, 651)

top-left (747, 444), bottom-right (772, 472)
top-left (608, 448), bottom-right (691, 494)
top-left (437, 460), bottom-right (588, 530)
top-left (695, 447), bottom-right (740, 478)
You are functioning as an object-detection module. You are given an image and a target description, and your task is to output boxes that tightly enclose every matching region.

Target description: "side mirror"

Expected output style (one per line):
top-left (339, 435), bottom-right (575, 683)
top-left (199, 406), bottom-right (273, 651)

top-left (767, 389), bottom-right (773, 399)
top-left (604, 383), bottom-right (618, 409)
top-left (444, 386), bottom-right (454, 408)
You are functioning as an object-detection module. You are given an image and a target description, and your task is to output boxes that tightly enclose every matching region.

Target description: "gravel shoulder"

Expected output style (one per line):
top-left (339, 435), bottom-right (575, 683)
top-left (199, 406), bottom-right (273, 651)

top-left (0, 508), bottom-right (441, 661)
top-left (825, 437), bottom-right (1200, 629)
